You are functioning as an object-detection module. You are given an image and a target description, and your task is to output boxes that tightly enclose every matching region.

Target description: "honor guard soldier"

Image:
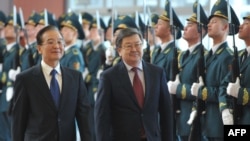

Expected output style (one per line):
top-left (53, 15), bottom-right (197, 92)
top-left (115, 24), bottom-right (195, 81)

top-left (0, 11), bottom-right (6, 47)
top-left (190, 0), bottom-right (240, 140)
top-left (151, 0), bottom-right (183, 81)
top-left (59, 12), bottom-right (85, 72)
top-left (143, 13), bottom-right (161, 63)
top-left (84, 16), bottom-right (106, 105)
top-left (0, 11), bottom-right (22, 141)
top-left (167, 1), bottom-right (208, 141)
top-left (0, 10), bottom-right (7, 141)
top-left (226, 14), bottom-right (250, 125)
top-left (19, 11), bottom-right (41, 69)
top-left (80, 12), bottom-right (94, 66)
top-left (152, 1), bottom-right (183, 140)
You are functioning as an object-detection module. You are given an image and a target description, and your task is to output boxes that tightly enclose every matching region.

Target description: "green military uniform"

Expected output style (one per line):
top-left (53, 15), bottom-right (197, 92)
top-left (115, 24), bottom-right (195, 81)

top-left (25, 12), bottom-right (41, 66)
top-left (196, 0), bottom-right (240, 139)
top-left (0, 10), bottom-right (8, 141)
top-left (0, 12), bottom-right (23, 141)
top-left (237, 48), bottom-right (250, 124)
top-left (85, 17), bottom-right (106, 105)
top-left (80, 12), bottom-right (93, 67)
top-left (224, 15), bottom-right (250, 125)
top-left (175, 2), bottom-right (208, 141)
top-left (151, 0), bottom-right (183, 81)
top-left (151, 2), bottom-right (183, 140)
top-left (143, 13), bottom-right (160, 63)
top-left (59, 12), bottom-right (85, 72)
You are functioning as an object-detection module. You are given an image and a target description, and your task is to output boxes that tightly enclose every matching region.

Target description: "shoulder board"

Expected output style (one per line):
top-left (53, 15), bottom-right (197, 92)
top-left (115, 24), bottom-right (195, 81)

top-left (163, 48), bottom-right (171, 54)
top-left (238, 49), bottom-right (245, 56)
top-left (72, 48), bottom-right (79, 55)
top-left (226, 47), bottom-right (233, 55)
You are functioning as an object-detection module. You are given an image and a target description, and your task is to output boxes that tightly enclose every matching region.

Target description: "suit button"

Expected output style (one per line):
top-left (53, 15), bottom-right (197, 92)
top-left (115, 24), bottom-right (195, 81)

top-left (141, 114), bottom-right (144, 117)
top-left (58, 118), bottom-right (61, 122)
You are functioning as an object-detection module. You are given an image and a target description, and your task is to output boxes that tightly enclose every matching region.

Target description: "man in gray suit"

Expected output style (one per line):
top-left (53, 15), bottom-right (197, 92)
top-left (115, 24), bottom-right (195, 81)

top-left (94, 28), bottom-right (173, 141)
top-left (11, 25), bottom-right (93, 141)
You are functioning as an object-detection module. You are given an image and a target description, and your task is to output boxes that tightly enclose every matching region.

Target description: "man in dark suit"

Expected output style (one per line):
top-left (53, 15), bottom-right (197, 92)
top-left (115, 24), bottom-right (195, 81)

top-left (94, 28), bottom-right (173, 141)
top-left (11, 25), bottom-right (93, 141)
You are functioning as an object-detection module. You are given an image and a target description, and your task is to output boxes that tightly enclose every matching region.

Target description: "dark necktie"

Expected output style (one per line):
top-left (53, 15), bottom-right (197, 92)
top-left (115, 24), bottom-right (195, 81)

top-left (131, 67), bottom-right (144, 109)
top-left (183, 50), bottom-right (190, 60)
top-left (131, 67), bottom-right (145, 138)
top-left (50, 69), bottom-right (60, 108)
top-left (156, 47), bottom-right (162, 57)
top-left (241, 50), bottom-right (248, 64)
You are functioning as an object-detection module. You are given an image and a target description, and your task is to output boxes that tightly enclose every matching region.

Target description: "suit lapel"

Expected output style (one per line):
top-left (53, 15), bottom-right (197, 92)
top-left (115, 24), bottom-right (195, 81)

top-left (142, 62), bottom-right (150, 109)
top-left (32, 65), bottom-right (58, 111)
top-left (117, 62), bottom-right (140, 108)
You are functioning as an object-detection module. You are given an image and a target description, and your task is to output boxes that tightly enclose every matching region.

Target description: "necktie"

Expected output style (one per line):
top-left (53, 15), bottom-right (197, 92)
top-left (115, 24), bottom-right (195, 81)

top-left (156, 47), bottom-right (162, 57)
top-left (131, 67), bottom-right (144, 109)
top-left (131, 67), bottom-right (145, 138)
top-left (241, 50), bottom-right (248, 64)
top-left (50, 69), bottom-right (60, 108)
top-left (183, 50), bottom-right (190, 60)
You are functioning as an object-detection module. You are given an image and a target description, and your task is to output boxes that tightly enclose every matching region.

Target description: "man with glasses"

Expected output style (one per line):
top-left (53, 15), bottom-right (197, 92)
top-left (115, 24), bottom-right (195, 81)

top-left (95, 27), bottom-right (173, 141)
top-left (11, 25), bottom-right (94, 141)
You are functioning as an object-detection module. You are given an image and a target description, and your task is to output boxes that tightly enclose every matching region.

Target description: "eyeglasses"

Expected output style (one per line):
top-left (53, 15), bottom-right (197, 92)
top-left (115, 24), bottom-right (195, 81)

top-left (122, 42), bottom-right (143, 50)
top-left (42, 39), bottom-right (65, 46)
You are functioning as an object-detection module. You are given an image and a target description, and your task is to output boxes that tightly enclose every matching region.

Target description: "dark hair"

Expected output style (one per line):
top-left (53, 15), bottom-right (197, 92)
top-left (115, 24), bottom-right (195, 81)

top-left (36, 25), bottom-right (61, 45)
top-left (115, 28), bottom-right (143, 48)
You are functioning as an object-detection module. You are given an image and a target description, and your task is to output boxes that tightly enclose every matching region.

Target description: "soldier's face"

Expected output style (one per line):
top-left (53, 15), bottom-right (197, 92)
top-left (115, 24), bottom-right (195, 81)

top-left (183, 21), bottom-right (199, 42)
top-left (238, 19), bottom-right (250, 40)
top-left (155, 19), bottom-right (171, 39)
top-left (4, 25), bottom-right (17, 39)
top-left (60, 26), bottom-right (77, 46)
top-left (207, 17), bottom-right (228, 38)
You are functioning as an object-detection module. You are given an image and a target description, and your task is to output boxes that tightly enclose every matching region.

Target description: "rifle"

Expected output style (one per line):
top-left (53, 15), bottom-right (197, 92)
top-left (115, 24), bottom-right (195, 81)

top-left (143, 0), bottom-right (151, 63)
top-left (169, 1), bottom-right (180, 140)
top-left (19, 8), bottom-right (35, 67)
top-left (227, 0), bottom-right (241, 124)
top-left (13, 6), bottom-right (20, 70)
top-left (188, 2), bottom-right (206, 141)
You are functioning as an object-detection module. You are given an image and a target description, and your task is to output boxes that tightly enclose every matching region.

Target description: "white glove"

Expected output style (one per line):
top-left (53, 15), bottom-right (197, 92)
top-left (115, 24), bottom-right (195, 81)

top-left (6, 87), bottom-right (14, 101)
top-left (105, 46), bottom-right (116, 65)
top-left (187, 110), bottom-right (197, 125)
top-left (167, 74), bottom-right (180, 94)
top-left (8, 66), bottom-right (21, 81)
top-left (191, 76), bottom-right (204, 97)
top-left (0, 63), bottom-right (2, 72)
top-left (227, 77), bottom-right (240, 98)
top-left (222, 108), bottom-right (234, 125)
top-left (94, 92), bottom-right (97, 102)
top-left (82, 68), bottom-right (89, 79)
top-left (96, 69), bottom-right (103, 80)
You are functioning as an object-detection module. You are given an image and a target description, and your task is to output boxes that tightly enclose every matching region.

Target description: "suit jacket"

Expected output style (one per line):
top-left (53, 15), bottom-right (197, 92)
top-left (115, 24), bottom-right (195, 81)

top-left (11, 64), bottom-right (93, 141)
top-left (94, 60), bottom-right (173, 141)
